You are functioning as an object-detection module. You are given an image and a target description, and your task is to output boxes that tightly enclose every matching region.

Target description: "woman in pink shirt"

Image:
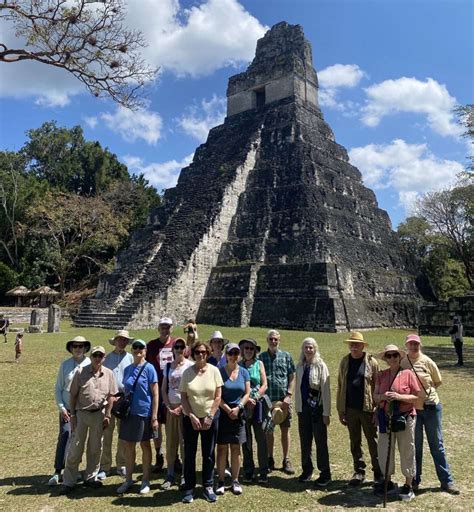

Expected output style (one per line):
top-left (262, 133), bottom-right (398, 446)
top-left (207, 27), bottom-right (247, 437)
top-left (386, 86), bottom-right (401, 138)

top-left (374, 344), bottom-right (422, 502)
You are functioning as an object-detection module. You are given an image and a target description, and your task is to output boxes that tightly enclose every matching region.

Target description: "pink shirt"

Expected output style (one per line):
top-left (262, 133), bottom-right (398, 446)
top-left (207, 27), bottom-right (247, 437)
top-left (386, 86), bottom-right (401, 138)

top-left (376, 368), bottom-right (420, 415)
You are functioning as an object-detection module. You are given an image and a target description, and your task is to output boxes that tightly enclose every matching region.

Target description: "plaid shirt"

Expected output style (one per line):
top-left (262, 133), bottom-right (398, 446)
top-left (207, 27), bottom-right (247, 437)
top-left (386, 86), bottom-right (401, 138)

top-left (259, 349), bottom-right (295, 402)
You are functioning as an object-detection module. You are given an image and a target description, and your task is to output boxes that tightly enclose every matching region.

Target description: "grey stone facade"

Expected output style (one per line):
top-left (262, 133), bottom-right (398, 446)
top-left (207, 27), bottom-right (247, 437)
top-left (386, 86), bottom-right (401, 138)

top-left (419, 293), bottom-right (474, 337)
top-left (74, 22), bottom-right (423, 331)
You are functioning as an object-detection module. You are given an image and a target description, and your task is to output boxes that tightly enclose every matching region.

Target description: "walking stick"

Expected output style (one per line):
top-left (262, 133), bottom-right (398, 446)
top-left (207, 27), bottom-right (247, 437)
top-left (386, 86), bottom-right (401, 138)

top-left (383, 405), bottom-right (393, 508)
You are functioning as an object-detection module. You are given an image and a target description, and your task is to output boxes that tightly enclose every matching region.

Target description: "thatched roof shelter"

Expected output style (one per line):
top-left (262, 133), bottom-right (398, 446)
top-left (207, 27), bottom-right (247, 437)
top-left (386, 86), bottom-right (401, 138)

top-left (6, 286), bottom-right (30, 296)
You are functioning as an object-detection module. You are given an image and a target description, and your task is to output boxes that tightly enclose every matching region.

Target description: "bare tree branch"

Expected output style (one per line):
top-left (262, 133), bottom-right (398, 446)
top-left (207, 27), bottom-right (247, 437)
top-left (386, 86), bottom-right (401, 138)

top-left (0, 0), bottom-right (158, 109)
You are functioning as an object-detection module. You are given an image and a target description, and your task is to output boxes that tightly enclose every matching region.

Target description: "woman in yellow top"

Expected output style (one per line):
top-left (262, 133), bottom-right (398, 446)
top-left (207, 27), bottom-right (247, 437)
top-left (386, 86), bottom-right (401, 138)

top-left (180, 341), bottom-right (223, 504)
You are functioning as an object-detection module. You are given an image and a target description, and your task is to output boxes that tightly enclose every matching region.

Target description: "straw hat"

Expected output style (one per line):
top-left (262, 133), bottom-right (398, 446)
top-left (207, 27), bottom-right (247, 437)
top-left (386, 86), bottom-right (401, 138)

top-left (109, 329), bottom-right (134, 346)
top-left (344, 331), bottom-right (368, 345)
top-left (66, 335), bottom-right (91, 353)
top-left (377, 344), bottom-right (406, 361)
top-left (271, 401), bottom-right (289, 425)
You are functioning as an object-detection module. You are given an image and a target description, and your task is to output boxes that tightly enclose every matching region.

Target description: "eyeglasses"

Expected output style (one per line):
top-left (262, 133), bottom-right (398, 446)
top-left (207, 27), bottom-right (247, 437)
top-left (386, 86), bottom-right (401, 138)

top-left (228, 350), bottom-right (240, 356)
top-left (92, 353), bottom-right (104, 359)
top-left (243, 346), bottom-right (255, 351)
top-left (194, 350), bottom-right (207, 355)
top-left (268, 337), bottom-right (279, 341)
top-left (160, 325), bottom-right (171, 329)
top-left (72, 344), bottom-right (85, 349)
top-left (174, 345), bottom-right (185, 351)
top-left (132, 344), bottom-right (145, 350)
top-left (385, 353), bottom-right (399, 359)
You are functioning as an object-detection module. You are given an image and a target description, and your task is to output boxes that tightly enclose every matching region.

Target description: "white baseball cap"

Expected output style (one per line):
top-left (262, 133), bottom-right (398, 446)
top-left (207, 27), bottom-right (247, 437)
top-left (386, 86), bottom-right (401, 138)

top-left (158, 317), bottom-right (173, 326)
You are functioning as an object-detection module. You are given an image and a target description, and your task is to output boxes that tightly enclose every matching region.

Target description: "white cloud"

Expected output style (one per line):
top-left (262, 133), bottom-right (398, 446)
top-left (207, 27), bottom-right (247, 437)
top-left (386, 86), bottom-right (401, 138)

top-left (123, 153), bottom-right (194, 190)
top-left (84, 116), bottom-right (98, 129)
top-left (317, 64), bottom-right (366, 109)
top-left (101, 106), bottom-right (163, 145)
top-left (349, 139), bottom-right (463, 213)
top-left (0, 0), bottom-right (266, 105)
top-left (177, 95), bottom-right (226, 142)
top-left (361, 77), bottom-right (462, 138)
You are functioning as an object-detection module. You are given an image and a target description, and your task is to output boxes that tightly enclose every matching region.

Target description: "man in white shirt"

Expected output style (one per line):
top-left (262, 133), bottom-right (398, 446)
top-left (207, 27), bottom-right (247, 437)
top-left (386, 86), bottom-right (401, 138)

top-left (98, 330), bottom-right (134, 479)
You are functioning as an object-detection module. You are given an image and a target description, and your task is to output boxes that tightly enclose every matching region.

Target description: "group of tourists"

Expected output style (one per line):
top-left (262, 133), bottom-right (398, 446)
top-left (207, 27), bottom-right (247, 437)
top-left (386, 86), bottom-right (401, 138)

top-left (49, 317), bottom-right (460, 504)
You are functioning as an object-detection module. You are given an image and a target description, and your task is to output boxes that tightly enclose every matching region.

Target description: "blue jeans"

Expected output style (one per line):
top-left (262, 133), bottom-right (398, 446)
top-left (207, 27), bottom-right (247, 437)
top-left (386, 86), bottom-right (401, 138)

top-left (54, 412), bottom-right (71, 473)
top-left (414, 403), bottom-right (454, 486)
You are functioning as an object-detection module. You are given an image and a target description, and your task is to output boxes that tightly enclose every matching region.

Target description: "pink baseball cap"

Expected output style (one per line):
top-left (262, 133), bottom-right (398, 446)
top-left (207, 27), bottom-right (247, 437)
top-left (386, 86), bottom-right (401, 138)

top-left (405, 333), bottom-right (422, 345)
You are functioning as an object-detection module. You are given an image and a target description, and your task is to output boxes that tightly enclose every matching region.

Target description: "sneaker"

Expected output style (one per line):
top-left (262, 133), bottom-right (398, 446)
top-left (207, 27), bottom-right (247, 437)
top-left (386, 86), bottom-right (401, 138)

top-left (116, 466), bottom-right (127, 478)
top-left (139, 480), bottom-right (151, 495)
top-left (96, 470), bottom-right (108, 481)
top-left (298, 473), bottom-right (312, 483)
top-left (203, 486), bottom-right (217, 503)
top-left (242, 473), bottom-right (254, 483)
top-left (117, 480), bottom-right (134, 494)
top-left (268, 457), bottom-right (275, 472)
top-left (83, 479), bottom-right (102, 489)
top-left (399, 484), bottom-right (415, 502)
top-left (179, 475), bottom-right (186, 490)
top-left (282, 458), bottom-right (295, 475)
top-left (182, 490), bottom-right (194, 504)
top-left (348, 472), bottom-right (365, 486)
top-left (231, 480), bottom-right (242, 495)
top-left (314, 476), bottom-right (331, 487)
top-left (258, 473), bottom-right (268, 484)
top-left (48, 474), bottom-right (60, 486)
top-left (215, 481), bottom-right (225, 495)
top-left (58, 485), bottom-right (74, 495)
top-left (412, 481), bottom-right (419, 492)
top-left (161, 476), bottom-right (174, 490)
top-left (153, 453), bottom-right (164, 473)
top-left (441, 482), bottom-right (460, 495)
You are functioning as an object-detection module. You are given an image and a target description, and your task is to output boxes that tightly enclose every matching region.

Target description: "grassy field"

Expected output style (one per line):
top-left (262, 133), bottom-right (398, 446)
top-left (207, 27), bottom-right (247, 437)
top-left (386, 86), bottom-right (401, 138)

top-left (0, 321), bottom-right (472, 511)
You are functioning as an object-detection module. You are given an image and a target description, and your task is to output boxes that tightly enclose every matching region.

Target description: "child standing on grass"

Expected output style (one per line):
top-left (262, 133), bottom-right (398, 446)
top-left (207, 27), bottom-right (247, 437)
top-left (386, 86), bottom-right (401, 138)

top-left (15, 332), bottom-right (23, 362)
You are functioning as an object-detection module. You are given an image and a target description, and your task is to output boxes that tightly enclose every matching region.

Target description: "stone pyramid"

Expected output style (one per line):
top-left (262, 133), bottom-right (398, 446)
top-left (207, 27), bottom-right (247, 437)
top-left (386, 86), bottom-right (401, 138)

top-left (75, 22), bottom-right (422, 331)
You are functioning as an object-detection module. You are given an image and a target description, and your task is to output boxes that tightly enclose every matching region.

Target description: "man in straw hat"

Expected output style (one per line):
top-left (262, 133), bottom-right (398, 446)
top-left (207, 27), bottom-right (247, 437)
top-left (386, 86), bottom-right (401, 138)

top-left (336, 332), bottom-right (382, 486)
top-left (98, 330), bottom-right (134, 479)
top-left (259, 329), bottom-right (296, 475)
top-left (146, 316), bottom-right (178, 472)
top-left (48, 336), bottom-right (91, 486)
top-left (59, 346), bottom-right (118, 494)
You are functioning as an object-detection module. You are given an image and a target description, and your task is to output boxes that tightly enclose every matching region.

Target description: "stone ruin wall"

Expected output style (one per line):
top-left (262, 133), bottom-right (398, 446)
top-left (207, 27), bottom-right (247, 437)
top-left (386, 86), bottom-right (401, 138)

top-left (127, 139), bottom-right (260, 328)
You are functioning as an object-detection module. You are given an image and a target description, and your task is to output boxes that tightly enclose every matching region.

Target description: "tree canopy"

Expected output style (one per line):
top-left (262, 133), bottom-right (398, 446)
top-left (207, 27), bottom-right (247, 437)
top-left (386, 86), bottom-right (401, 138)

top-left (0, 0), bottom-right (156, 108)
top-left (0, 121), bottom-right (160, 298)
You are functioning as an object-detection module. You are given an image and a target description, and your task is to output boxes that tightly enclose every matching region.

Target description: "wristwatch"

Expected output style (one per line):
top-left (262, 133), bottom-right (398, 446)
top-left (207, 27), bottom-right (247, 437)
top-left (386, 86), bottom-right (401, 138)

top-left (238, 403), bottom-right (244, 411)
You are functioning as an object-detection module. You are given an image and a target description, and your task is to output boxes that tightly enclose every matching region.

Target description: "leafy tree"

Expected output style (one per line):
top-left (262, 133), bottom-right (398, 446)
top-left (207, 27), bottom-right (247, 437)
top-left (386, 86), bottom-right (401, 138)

top-left (22, 121), bottom-right (129, 194)
top-left (0, 0), bottom-right (156, 108)
top-left (454, 104), bottom-right (473, 171)
top-left (417, 184), bottom-right (473, 288)
top-left (23, 190), bottom-right (128, 295)
top-left (0, 151), bottom-right (47, 268)
top-left (0, 261), bottom-right (18, 300)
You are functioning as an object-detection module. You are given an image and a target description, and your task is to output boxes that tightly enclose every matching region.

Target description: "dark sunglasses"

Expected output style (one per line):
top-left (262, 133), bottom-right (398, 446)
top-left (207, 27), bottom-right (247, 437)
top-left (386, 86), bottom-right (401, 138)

top-left (194, 350), bottom-right (207, 355)
top-left (385, 352), bottom-right (399, 359)
top-left (92, 353), bottom-right (104, 359)
top-left (243, 346), bottom-right (255, 351)
top-left (228, 350), bottom-right (240, 356)
top-left (72, 344), bottom-right (85, 349)
top-left (132, 344), bottom-right (145, 350)
top-left (268, 337), bottom-right (279, 341)
top-left (174, 345), bottom-right (186, 351)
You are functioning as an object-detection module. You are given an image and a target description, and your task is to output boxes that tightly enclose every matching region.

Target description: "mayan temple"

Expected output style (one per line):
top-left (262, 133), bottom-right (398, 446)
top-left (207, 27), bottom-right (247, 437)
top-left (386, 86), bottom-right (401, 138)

top-left (75, 22), bottom-right (423, 331)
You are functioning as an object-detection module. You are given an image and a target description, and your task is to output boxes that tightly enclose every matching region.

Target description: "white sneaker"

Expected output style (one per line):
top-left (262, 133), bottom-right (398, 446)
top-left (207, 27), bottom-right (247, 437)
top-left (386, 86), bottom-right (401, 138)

top-left (116, 466), bottom-right (127, 478)
top-left (215, 481), bottom-right (225, 495)
top-left (139, 480), bottom-right (151, 494)
top-left (231, 480), bottom-right (242, 495)
top-left (96, 470), bottom-right (107, 481)
top-left (117, 480), bottom-right (134, 494)
top-left (400, 484), bottom-right (415, 502)
top-left (48, 474), bottom-right (60, 486)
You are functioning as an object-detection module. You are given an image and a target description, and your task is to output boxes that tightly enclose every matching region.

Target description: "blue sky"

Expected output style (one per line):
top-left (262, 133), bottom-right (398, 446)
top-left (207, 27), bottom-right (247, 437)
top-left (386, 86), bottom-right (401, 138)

top-left (1, 0), bottom-right (472, 228)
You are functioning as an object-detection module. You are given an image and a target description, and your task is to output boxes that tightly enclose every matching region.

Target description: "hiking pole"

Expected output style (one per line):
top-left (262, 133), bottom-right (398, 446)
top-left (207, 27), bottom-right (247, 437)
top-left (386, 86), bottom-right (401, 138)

top-left (383, 404), bottom-right (393, 508)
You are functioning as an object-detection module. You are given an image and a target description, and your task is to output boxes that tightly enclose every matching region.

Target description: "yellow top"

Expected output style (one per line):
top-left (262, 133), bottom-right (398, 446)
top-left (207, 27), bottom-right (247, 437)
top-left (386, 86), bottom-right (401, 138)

top-left (180, 364), bottom-right (223, 418)
top-left (400, 353), bottom-right (442, 409)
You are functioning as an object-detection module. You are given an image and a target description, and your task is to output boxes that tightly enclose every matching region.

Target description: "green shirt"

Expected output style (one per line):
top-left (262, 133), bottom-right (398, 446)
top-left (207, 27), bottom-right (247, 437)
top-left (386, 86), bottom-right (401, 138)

top-left (259, 349), bottom-right (295, 402)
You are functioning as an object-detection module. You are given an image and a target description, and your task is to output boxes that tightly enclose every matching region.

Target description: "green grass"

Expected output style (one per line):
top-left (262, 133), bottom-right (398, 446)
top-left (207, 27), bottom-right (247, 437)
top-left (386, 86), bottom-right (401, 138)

top-left (0, 322), bottom-right (472, 511)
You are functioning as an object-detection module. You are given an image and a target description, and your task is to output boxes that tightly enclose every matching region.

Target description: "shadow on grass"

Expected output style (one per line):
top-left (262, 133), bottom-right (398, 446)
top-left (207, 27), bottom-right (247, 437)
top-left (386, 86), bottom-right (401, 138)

top-left (1, 474), bottom-right (53, 495)
top-left (422, 344), bottom-right (473, 377)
